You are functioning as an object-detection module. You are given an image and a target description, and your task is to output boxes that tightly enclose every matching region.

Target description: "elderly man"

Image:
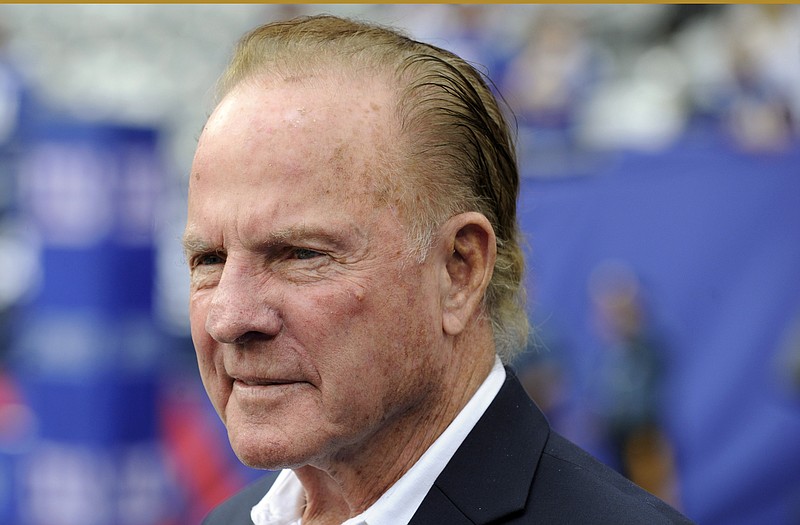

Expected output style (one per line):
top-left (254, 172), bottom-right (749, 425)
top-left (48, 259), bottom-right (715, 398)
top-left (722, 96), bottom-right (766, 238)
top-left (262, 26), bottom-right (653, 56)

top-left (184, 15), bottom-right (693, 525)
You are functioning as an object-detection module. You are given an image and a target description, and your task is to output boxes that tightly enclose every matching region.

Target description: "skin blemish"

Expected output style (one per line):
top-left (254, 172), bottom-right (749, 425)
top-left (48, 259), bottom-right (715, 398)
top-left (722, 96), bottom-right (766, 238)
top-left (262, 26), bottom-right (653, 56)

top-left (280, 106), bottom-right (311, 129)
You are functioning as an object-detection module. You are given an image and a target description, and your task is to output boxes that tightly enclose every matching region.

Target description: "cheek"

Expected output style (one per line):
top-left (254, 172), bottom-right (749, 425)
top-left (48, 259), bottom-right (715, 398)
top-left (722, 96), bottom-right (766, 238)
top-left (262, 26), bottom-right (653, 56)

top-left (312, 275), bottom-right (436, 386)
top-left (301, 280), bottom-right (368, 325)
top-left (188, 295), bottom-right (211, 357)
top-left (188, 295), bottom-right (228, 412)
top-left (285, 283), bottom-right (380, 378)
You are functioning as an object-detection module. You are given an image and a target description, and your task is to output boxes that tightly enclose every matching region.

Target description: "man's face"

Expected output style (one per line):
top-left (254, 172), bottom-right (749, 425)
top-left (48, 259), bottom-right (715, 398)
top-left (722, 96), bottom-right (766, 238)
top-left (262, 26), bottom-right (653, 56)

top-left (184, 77), bottom-right (448, 470)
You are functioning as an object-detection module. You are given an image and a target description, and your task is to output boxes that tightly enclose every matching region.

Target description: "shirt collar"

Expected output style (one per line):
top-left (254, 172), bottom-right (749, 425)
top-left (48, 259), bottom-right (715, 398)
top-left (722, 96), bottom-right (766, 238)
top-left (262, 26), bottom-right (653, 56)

top-left (252, 356), bottom-right (506, 525)
top-left (250, 469), bottom-right (306, 525)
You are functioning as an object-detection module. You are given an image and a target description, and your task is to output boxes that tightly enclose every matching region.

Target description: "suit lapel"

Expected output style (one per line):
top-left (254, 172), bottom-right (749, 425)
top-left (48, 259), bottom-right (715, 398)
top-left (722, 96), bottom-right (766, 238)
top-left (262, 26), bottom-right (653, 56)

top-left (409, 369), bottom-right (550, 524)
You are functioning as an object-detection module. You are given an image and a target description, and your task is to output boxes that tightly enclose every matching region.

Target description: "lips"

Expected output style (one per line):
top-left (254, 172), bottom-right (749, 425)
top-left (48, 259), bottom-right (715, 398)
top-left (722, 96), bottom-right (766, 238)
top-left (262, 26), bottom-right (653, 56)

top-left (228, 375), bottom-right (307, 412)
top-left (233, 376), bottom-right (296, 387)
top-left (229, 369), bottom-right (312, 388)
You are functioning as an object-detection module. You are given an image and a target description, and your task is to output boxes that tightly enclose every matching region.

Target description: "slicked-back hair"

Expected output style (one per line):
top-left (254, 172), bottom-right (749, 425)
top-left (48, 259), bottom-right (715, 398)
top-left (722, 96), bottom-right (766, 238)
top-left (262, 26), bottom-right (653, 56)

top-left (216, 15), bottom-right (529, 362)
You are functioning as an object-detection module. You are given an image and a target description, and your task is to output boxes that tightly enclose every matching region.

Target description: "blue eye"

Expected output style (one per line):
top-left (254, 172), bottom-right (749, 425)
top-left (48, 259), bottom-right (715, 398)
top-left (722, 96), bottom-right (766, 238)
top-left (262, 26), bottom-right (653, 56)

top-left (294, 248), bottom-right (323, 260)
top-left (197, 253), bottom-right (224, 266)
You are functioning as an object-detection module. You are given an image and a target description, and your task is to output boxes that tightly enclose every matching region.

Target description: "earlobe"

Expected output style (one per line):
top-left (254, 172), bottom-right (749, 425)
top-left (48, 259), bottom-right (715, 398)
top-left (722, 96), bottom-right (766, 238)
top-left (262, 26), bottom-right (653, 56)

top-left (440, 213), bottom-right (496, 337)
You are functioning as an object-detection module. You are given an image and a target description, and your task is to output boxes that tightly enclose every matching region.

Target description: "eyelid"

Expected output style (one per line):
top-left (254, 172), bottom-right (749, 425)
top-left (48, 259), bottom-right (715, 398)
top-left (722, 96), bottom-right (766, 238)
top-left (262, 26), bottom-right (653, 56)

top-left (190, 250), bottom-right (226, 268)
top-left (291, 247), bottom-right (326, 260)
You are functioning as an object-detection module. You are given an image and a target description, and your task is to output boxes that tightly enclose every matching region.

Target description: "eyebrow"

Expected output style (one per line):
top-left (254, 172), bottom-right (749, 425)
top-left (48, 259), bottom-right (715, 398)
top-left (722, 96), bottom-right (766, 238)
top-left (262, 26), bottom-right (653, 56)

top-left (181, 236), bottom-right (216, 259)
top-left (251, 224), bottom-right (363, 253)
top-left (182, 223), bottom-right (364, 257)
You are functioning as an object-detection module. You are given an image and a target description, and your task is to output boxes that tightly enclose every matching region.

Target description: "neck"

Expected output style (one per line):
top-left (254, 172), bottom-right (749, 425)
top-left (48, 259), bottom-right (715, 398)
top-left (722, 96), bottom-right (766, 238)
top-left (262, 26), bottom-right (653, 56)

top-left (296, 336), bottom-right (496, 524)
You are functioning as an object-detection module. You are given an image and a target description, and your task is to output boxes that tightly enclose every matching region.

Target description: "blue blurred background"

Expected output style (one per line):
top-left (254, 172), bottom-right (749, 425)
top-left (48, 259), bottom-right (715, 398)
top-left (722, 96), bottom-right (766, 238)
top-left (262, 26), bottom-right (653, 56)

top-left (0, 5), bottom-right (798, 525)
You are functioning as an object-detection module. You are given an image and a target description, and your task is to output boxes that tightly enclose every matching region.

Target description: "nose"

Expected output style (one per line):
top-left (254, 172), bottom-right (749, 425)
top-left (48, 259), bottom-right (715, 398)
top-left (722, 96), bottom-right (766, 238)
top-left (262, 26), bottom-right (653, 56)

top-left (204, 259), bottom-right (282, 345)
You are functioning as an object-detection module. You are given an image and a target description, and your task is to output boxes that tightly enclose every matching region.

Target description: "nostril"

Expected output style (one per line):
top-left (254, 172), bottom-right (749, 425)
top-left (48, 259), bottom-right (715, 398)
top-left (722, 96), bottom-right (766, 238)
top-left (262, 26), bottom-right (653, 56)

top-left (206, 307), bottom-right (282, 344)
top-left (231, 331), bottom-right (276, 346)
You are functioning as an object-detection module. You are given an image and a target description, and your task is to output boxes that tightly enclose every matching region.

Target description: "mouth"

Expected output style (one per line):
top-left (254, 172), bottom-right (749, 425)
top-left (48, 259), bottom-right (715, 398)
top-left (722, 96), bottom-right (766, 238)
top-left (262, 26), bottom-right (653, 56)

top-left (232, 377), bottom-right (298, 387)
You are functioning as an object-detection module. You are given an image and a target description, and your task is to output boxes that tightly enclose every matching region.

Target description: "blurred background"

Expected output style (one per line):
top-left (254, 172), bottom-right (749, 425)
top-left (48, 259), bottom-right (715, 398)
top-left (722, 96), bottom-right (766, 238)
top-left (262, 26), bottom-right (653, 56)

top-left (0, 4), bottom-right (798, 525)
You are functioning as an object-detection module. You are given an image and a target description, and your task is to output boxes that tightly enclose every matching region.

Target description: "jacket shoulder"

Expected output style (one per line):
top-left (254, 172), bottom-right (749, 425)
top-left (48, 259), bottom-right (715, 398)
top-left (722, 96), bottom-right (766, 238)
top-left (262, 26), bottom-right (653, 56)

top-left (201, 472), bottom-right (280, 525)
top-left (531, 432), bottom-right (694, 524)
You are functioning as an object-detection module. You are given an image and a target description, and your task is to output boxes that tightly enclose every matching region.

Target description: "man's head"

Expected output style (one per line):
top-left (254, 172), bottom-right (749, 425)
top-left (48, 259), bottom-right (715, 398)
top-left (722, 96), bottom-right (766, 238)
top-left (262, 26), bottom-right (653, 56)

top-left (217, 15), bottom-right (528, 360)
top-left (184, 15), bottom-right (528, 473)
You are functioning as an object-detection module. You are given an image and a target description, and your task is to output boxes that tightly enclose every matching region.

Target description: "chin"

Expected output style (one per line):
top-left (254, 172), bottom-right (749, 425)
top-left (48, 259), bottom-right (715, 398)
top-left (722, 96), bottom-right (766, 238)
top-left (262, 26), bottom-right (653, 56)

top-left (233, 445), bottom-right (291, 470)
top-left (229, 431), bottom-right (312, 471)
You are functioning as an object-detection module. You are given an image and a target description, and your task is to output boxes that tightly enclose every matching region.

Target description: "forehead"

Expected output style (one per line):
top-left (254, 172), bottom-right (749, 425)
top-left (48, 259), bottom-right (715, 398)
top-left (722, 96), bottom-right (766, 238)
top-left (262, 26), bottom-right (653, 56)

top-left (186, 74), bottom-right (405, 238)
top-left (194, 74), bottom-right (397, 186)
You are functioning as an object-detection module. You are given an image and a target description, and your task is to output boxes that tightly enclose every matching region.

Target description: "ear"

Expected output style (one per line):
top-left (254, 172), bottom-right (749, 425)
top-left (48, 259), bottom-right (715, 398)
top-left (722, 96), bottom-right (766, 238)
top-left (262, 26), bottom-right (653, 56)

top-left (437, 212), bottom-right (496, 337)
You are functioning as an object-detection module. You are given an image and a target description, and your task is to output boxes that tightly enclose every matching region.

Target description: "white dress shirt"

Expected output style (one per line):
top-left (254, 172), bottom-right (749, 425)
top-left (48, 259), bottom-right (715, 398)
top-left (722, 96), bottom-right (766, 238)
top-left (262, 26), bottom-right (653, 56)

top-left (251, 356), bottom-right (506, 525)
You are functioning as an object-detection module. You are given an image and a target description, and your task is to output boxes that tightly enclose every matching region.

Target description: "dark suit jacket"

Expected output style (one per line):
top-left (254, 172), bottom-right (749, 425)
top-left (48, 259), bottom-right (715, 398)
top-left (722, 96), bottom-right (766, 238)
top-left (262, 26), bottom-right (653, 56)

top-left (203, 370), bottom-right (693, 524)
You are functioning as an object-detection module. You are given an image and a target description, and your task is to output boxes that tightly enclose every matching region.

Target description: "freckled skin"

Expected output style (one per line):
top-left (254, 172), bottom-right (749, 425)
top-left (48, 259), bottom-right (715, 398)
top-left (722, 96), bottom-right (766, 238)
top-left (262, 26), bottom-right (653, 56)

top-left (185, 73), bottom-right (497, 522)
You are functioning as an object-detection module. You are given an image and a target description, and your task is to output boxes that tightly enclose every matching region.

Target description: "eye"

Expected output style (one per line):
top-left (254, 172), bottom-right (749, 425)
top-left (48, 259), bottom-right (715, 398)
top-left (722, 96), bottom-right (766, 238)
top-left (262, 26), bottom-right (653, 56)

top-left (194, 252), bottom-right (225, 267)
top-left (292, 248), bottom-right (324, 260)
